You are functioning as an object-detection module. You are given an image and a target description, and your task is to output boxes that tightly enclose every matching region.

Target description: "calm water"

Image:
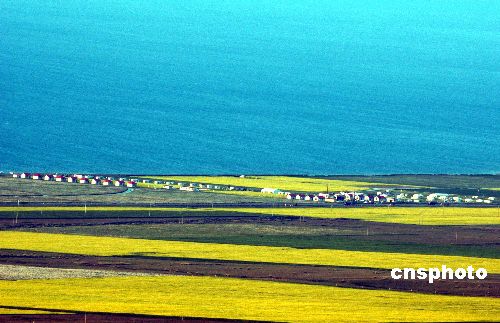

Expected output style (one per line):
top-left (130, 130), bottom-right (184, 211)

top-left (1, 1), bottom-right (499, 174)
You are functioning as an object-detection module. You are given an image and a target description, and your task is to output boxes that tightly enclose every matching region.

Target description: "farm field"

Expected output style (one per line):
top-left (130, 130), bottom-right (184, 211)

top-left (1, 231), bottom-right (498, 272)
top-left (1, 208), bottom-right (499, 321)
top-left (1, 275), bottom-right (499, 322)
top-left (320, 174), bottom-right (500, 190)
top-left (1, 177), bottom-right (499, 321)
top-left (0, 177), bottom-right (272, 205)
top-left (232, 207), bottom-right (500, 225)
top-left (21, 221), bottom-right (499, 258)
top-left (1, 206), bottom-right (499, 225)
top-left (145, 175), bottom-right (400, 192)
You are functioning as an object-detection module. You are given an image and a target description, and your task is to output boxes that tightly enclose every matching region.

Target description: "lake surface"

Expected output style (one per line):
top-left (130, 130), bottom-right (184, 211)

top-left (1, 0), bottom-right (499, 174)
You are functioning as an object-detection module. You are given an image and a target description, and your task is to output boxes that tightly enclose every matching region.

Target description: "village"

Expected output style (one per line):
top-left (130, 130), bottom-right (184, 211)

top-left (8, 172), bottom-right (497, 206)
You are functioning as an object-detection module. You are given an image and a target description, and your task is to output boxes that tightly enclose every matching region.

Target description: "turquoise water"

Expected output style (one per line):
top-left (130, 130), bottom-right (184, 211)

top-left (1, 1), bottom-right (499, 174)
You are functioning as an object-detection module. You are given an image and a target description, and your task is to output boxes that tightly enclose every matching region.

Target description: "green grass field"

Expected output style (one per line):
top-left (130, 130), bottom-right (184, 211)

top-left (1, 231), bottom-right (498, 272)
top-left (0, 276), bottom-right (498, 322)
top-left (2, 206), bottom-right (499, 225)
top-left (321, 174), bottom-right (500, 190)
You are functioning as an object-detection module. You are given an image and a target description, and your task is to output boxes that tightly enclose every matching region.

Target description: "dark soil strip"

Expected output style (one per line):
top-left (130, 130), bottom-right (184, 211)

top-left (2, 215), bottom-right (499, 247)
top-left (1, 250), bottom-right (498, 297)
top-left (0, 307), bottom-right (264, 322)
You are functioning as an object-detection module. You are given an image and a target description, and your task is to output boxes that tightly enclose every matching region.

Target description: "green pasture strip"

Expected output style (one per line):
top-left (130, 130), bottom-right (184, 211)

top-left (24, 224), bottom-right (500, 259)
top-left (0, 231), bottom-right (498, 272)
top-left (1, 206), bottom-right (499, 225)
top-left (0, 276), bottom-right (498, 322)
top-left (144, 175), bottom-right (399, 192)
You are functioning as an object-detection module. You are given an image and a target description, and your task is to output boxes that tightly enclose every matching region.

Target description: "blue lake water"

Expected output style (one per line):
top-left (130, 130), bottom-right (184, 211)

top-left (1, 0), bottom-right (499, 174)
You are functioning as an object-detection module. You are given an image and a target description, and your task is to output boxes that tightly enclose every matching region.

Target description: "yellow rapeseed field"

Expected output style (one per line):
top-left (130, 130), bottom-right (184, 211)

top-left (0, 308), bottom-right (59, 314)
top-left (229, 207), bottom-right (500, 225)
top-left (0, 276), bottom-right (498, 322)
top-left (1, 231), bottom-right (498, 272)
top-left (146, 175), bottom-right (391, 192)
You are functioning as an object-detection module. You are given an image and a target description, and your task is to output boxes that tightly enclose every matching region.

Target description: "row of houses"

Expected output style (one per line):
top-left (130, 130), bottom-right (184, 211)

top-left (261, 187), bottom-right (497, 204)
top-left (140, 179), bottom-right (249, 192)
top-left (12, 173), bottom-right (137, 188)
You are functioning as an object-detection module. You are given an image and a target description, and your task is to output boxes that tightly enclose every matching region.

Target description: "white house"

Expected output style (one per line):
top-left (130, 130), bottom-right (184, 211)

top-left (67, 176), bottom-right (77, 183)
top-left (79, 178), bottom-right (89, 184)
top-left (102, 179), bottom-right (112, 186)
top-left (55, 175), bottom-right (65, 182)
top-left (32, 173), bottom-right (42, 180)
top-left (261, 188), bottom-right (280, 194)
top-left (126, 181), bottom-right (136, 188)
top-left (12, 173), bottom-right (20, 178)
top-left (91, 178), bottom-right (100, 185)
top-left (20, 173), bottom-right (30, 179)
top-left (396, 193), bottom-right (407, 200)
top-left (180, 186), bottom-right (198, 192)
top-left (114, 180), bottom-right (125, 187)
top-left (426, 193), bottom-right (448, 202)
top-left (313, 196), bottom-right (325, 202)
top-left (43, 174), bottom-right (53, 181)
